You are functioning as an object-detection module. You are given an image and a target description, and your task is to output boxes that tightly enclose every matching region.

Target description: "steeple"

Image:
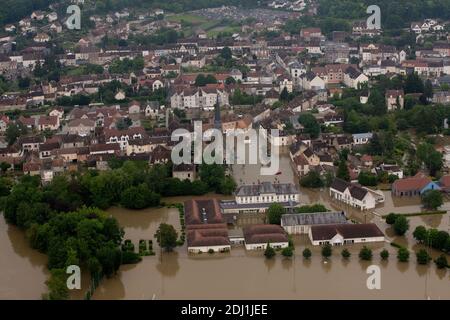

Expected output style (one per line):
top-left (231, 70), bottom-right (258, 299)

top-left (214, 99), bottom-right (221, 130)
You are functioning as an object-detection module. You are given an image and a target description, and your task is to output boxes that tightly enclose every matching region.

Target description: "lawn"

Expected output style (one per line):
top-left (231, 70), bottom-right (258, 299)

top-left (207, 25), bottom-right (241, 38)
top-left (166, 13), bottom-right (226, 37)
top-left (166, 14), bottom-right (209, 25)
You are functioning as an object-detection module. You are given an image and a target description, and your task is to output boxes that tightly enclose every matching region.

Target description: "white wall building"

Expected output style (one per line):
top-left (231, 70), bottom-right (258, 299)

top-left (329, 178), bottom-right (377, 210)
top-left (243, 225), bottom-right (289, 250)
top-left (309, 223), bottom-right (385, 246)
top-left (235, 182), bottom-right (299, 205)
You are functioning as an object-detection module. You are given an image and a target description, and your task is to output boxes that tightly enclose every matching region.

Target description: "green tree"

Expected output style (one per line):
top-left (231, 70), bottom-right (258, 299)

top-left (279, 87), bottom-right (289, 101)
top-left (264, 243), bottom-right (276, 259)
top-left (336, 160), bottom-right (350, 181)
top-left (359, 246), bottom-right (373, 261)
top-left (404, 72), bottom-right (424, 94)
top-left (393, 215), bottom-right (409, 236)
top-left (155, 223), bottom-right (178, 252)
top-left (385, 213), bottom-right (398, 225)
top-left (220, 47), bottom-right (232, 61)
top-left (302, 248), bottom-right (312, 259)
top-left (434, 254), bottom-right (448, 269)
top-left (219, 176), bottom-right (237, 195)
top-left (368, 89), bottom-right (386, 115)
top-left (413, 226), bottom-right (428, 243)
top-left (421, 190), bottom-right (443, 210)
top-left (199, 164), bottom-right (226, 192)
top-left (397, 247), bottom-right (410, 262)
top-left (120, 184), bottom-right (160, 209)
top-left (97, 246), bottom-right (122, 277)
top-left (424, 79), bottom-right (433, 102)
top-left (267, 203), bottom-right (285, 225)
top-left (298, 113), bottom-right (320, 139)
top-left (0, 162), bottom-right (11, 173)
top-left (43, 269), bottom-right (69, 300)
top-left (358, 171), bottom-right (378, 186)
top-left (417, 143), bottom-right (442, 176)
top-left (281, 246), bottom-right (294, 257)
top-left (299, 171), bottom-right (324, 188)
top-left (321, 244), bottom-right (332, 259)
top-left (5, 122), bottom-right (27, 145)
top-left (415, 249), bottom-right (431, 265)
top-left (433, 231), bottom-right (449, 250)
top-left (380, 249), bottom-right (389, 260)
top-left (225, 76), bottom-right (236, 85)
top-left (341, 248), bottom-right (351, 259)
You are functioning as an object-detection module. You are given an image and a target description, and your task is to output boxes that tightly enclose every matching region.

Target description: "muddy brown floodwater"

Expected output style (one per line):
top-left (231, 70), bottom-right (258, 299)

top-left (0, 215), bottom-right (48, 299)
top-left (1, 150), bottom-right (449, 299)
top-left (92, 205), bottom-right (450, 300)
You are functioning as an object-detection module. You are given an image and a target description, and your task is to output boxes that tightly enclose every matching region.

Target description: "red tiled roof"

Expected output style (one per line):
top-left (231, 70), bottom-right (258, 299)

top-left (38, 115), bottom-right (58, 126)
top-left (440, 175), bottom-right (450, 188)
top-left (392, 175), bottom-right (431, 192)
top-left (187, 224), bottom-right (230, 247)
top-left (243, 224), bottom-right (288, 245)
top-left (184, 199), bottom-right (223, 225)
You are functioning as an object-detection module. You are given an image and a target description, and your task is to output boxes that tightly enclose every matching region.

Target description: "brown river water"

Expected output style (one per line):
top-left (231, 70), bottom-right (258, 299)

top-left (0, 151), bottom-right (449, 299)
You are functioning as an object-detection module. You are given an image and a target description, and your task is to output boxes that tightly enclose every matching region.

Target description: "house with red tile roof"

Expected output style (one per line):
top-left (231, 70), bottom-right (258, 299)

top-left (184, 199), bottom-right (231, 253)
top-left (392, 173), bottom-right (440, 196)
top-left (243, 224), bottom-right (289, 250)
top-left (309, 223), bottom-right (384, 246)
top-left (439, 175), bottom-right (450, 193)
top-left (38, 115), bottom-right (59, 131)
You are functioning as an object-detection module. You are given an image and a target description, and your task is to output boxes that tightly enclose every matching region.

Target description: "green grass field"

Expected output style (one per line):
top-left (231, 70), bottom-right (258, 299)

top-left (166, 14), bottom-right (209, 25)
top-left (166, 13), bottom-right (235, 38)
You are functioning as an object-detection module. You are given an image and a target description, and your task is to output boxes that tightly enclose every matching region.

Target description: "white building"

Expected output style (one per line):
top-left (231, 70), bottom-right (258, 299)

top-left (243, 224), bottom-right (289, 250)
top-left (352, 133), bottom-right (373, 145)
top-left (170, 87), bottom-right (229, 110)
top-left (235, 182), bottom-right (299, 205)
top-left (300, 72), bottom-right (326, 91)
top-left (309, 223), bottom-right (385, 246)
top-left (185, 199), bottom-right (231, 254)
top-left (329, 178), bottom-right (378, 210)
top-left (104, 127), bottom-right (146, 150)
top-left (344, 67), bottom-right (368, 89)
top-left (173, 164), bottom-right (196, 182)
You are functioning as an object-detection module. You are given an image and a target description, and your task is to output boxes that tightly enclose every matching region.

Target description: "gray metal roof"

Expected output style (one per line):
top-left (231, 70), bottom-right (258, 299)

top-left (281, 211), bottom-right (348, 227)
top-left (236, 182), bottom-right (298, 197)
top-left (220, 200), bottom-right (300, 209)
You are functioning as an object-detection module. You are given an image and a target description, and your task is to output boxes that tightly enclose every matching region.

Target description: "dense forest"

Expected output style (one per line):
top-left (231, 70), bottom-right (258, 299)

top-left (318, 0), bottom-right (450, 29)
top-left (318, 0), bottom-right (450, 25)
top-left (0, 0), bottom-right (264, 27)
top-left (285, 0), bottom-right (450, 36)
top-left (0, 0), bottom-right (55, 26)
top-left (89, 0), bottom-right (264, 14)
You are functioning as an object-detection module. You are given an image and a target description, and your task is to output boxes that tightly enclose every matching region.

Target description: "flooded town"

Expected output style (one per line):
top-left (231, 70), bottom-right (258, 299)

top-left (1, 152), bottom-right (449, 299)
top-left (0, 0), bottom-right (449, 303)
